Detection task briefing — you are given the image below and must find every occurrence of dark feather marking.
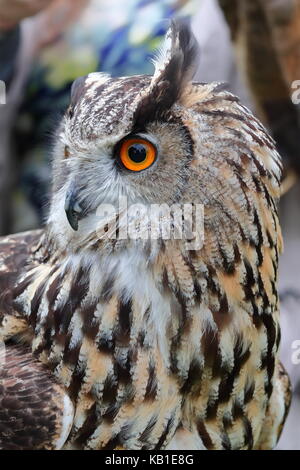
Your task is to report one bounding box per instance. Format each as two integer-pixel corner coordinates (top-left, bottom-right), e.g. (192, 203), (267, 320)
(30, 281), (48, 326)
(100, 273), (115, 302)
(243, 259), (256, 302)
(102, 373), (118, 405)
(137, 329), (151, 350)
(253, 209), (264, 247)
(223, 414), (233, 429)
(201, 329), (220, 373)
(75, 403), (99, 446)
(243, 416), (254, 450)
(261, 313), (276, 398)
(144, 363), (158, 400)
(133, 20), (199, 129)
(244, 381), (255, 404)
(276, 326), (281, 351)
(114, 359), (131, 387)
(154, 415), (174, 450)
(197, 420), (213, 449)
(55, 266), (90, 335)
(115, 296), (132, 346)
(206, 398), (219, 421)
(221, 431), (232, 450)
(47, 273), (63, 312)
(102, 434), (121, 450)
(201, 109), (246, 123)
(246, 129), (266, 148)
(81, 300), (99, 340)
(206, 265), (220, 295)
(236, 173), (252, 213)
(218, 340), (251, 404)
(63, 334), (81, 367)
(232, 400), (244, 421)
(219, 294), (229, 315)
(218, 244), (236, 275)
(97, 335), (115, 354)
(11, 273), (35, 315)
(140, 416), (157, 445)
(68, 364), (86, 400)
(180, 358), (203, 395)
(101, 403), (120, 423)
(250, 153), (268, 180)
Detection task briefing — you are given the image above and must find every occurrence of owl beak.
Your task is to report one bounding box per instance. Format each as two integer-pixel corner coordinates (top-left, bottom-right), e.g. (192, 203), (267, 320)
(64, 189), (83, 231)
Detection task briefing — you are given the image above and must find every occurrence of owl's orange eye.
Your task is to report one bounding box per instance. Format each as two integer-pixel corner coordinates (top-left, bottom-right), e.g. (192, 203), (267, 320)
(119, 137), (157, 171)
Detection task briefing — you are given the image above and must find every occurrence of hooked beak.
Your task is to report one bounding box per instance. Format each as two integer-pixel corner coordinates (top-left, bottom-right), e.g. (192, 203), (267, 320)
(64, 188), (83, 231)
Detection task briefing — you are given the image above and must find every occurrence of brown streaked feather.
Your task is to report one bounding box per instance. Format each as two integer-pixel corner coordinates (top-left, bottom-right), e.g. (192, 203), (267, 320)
(0, 343), (73, 450)
(256, 360), (292, 449)
(133, 20), (199, 130)
(0, 230), (43, 341)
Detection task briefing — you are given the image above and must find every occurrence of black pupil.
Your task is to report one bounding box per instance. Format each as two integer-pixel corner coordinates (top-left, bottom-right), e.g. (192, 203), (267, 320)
(128, 144), (147, 163)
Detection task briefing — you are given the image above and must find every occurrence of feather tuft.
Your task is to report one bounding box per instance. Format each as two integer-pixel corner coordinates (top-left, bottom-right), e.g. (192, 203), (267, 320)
(133, 20), (199, 129)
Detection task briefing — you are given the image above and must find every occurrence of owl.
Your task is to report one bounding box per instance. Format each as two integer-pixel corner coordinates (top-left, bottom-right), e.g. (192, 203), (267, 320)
(0, 21), (291, 450)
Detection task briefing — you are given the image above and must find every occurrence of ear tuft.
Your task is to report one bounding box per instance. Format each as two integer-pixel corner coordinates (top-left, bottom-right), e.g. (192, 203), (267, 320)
(133, 20), (199, 129)
(152, 19), (199, 90)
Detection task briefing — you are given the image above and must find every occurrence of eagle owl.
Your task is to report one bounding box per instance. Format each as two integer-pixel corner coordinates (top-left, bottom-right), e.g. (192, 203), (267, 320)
(0, 22), (291, 450)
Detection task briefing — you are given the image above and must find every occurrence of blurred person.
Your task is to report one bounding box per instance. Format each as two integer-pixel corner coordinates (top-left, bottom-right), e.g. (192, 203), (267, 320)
(0, 0), (53, 30)
(0, 0), (91, 234)
(0, 0), (54, 234)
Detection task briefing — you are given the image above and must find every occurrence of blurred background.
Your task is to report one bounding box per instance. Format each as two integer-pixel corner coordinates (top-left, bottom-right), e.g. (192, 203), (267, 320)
(0, 0), (299, 449)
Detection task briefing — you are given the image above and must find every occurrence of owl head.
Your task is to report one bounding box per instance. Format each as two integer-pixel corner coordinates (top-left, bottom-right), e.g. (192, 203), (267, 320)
(47, 20), (281, 262)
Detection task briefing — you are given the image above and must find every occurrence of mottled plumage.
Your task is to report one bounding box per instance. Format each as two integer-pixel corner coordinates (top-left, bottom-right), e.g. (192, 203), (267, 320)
(0, 21), (291, 450)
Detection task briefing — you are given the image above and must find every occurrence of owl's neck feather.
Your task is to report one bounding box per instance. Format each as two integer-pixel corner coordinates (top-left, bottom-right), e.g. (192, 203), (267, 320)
(14, 233), (187, 369)
(11, 227), (279, 451)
